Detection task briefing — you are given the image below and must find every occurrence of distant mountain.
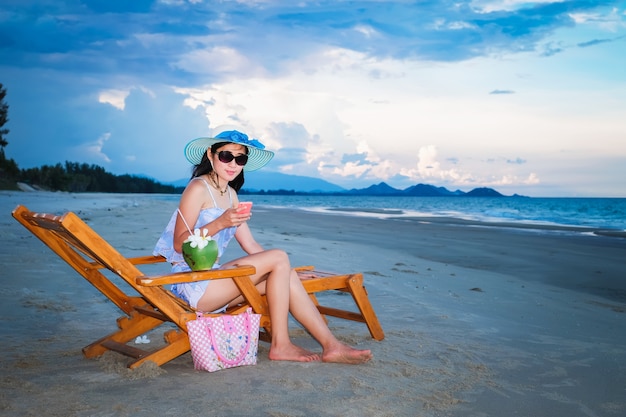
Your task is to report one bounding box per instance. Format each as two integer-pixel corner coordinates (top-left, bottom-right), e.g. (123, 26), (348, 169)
(243, 171), (345, 193)
(281, 179), (511, 197)
(344, 182), (506, 197)
(169, 171), (345, 193)
(345, 182), (401, 195)
(403, 183), (464, 196)
(167, 175), (514, 197)
(465, 187), (504, 197)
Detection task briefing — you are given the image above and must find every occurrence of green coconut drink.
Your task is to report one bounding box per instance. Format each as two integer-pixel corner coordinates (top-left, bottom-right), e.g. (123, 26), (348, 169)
(182, 228), (218, 271)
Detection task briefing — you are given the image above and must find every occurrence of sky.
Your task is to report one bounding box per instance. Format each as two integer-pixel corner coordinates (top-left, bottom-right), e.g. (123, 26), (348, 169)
(1, 0), (625, 197)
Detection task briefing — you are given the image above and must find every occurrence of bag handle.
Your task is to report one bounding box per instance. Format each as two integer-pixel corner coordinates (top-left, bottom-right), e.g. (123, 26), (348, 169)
(206, 309), (253, 365)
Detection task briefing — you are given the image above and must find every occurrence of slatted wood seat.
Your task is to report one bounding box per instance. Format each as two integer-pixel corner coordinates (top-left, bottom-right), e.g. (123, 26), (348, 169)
(12, 204), (384, 369)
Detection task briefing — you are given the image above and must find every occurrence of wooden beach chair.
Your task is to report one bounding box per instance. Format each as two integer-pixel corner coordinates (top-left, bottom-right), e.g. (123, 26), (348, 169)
(12, 205), (384, 369)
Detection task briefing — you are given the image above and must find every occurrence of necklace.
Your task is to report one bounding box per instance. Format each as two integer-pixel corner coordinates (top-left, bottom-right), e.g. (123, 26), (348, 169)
(209, 173), (228, 196)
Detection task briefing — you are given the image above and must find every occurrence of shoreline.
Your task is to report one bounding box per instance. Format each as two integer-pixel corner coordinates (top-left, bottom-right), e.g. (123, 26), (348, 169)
(2, 191), (625, 416)
(5, 189), (626, 234)
(253, 207), (626, 302)
(325, 206), (626, 237)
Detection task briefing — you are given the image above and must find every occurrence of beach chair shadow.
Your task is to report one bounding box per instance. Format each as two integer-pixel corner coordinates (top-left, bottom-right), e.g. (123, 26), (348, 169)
(12, 205), (384, 369)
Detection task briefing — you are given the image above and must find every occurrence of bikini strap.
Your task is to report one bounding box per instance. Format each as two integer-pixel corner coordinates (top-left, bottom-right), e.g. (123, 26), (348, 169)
(193, 177), (231, 209)
(193, 177), (219, 208)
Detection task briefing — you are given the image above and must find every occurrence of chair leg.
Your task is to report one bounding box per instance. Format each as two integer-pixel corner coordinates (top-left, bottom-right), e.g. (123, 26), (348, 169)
(345, 274), (385, 341)
(82, 312), (165, 358)
(308, 293), (329, 324)
(128, 330), (191, 369)
(301, 272), (385, 340)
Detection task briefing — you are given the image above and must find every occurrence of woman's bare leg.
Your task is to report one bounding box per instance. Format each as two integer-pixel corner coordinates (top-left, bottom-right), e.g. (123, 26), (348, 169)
(196, 250), (371, 364)
(197, 249), (319, 362)
(285, 269), (373, 364)
(256, 250), (320, 362)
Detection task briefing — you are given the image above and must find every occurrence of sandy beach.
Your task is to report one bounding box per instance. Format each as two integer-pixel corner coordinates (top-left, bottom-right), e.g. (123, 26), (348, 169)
(1, 191), (625, 417)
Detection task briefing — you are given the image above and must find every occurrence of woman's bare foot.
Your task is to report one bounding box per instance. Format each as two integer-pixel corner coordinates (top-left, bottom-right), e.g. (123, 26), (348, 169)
(269, 342), (321, 362)
(322, 343), (373, 364)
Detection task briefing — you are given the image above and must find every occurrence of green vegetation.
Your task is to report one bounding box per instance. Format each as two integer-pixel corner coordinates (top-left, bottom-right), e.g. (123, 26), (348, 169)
(2, 158), (183, 194)
(14, 161), (183, 193)
(0, 82), (182, 194)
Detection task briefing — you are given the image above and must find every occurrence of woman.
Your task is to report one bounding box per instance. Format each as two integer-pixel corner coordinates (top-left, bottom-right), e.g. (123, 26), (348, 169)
(154, 130), (372, 364)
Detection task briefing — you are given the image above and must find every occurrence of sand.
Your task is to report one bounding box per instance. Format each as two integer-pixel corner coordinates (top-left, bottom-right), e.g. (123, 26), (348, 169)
(1, 190), (625, 417)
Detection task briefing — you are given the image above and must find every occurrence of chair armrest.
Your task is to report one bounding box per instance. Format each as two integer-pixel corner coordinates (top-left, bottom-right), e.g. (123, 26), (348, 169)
(127, 255), (168, 266)
(89, 255), (168, 270)
(295, 265), (315, 272)
(136, 264), (256, 287)
(295, 266), (339, 278)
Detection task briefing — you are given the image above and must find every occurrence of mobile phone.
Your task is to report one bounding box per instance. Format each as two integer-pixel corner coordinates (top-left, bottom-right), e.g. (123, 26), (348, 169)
(237, 201), (253, 215)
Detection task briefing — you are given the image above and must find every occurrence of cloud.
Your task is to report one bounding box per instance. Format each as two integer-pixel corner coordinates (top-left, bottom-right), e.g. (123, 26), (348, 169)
(174, 47), (260, 78)
(99, 89), (130, 110)
(540, 42), (564, 57)
(353, 24), (379, 38)
(262, 121), (313, 171)
(85, 0), (154, 13)
(70, 132), (112, 163)
(396, 146), (472, 185)
(2, 0), (625, 196)
(487, 172), (541, 186)
(577, 37), (616, 47)
(341, 152), (369, 164)
(417, 145), (441, 175)
(489, 89), (516, 95)
(5, 0), (615, 78)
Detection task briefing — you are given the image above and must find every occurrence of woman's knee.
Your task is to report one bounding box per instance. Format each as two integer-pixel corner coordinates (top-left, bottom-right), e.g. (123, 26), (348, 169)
(248, 249), (290, 277)
(265, 248), (290, 265)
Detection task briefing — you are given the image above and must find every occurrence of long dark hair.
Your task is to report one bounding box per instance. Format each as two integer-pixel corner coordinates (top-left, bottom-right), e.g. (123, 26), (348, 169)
(191, 142), (246, 192)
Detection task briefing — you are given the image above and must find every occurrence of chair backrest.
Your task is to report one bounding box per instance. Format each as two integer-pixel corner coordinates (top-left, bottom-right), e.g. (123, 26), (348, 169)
(12, 205), (190, 327)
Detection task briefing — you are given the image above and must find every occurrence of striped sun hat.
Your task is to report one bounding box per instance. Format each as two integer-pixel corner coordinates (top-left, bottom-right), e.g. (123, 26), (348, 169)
(184, 130), (274, 172)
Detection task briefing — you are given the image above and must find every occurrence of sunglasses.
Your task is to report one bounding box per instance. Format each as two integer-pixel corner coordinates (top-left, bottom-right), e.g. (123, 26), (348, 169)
(217, 151), (248, 166)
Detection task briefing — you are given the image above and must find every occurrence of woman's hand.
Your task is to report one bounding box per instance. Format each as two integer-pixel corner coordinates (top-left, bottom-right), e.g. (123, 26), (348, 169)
(219, 207), (251, 228)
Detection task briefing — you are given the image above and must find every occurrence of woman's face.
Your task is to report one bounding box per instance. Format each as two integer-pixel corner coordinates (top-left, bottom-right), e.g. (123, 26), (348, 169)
(210, 143), (248, 181)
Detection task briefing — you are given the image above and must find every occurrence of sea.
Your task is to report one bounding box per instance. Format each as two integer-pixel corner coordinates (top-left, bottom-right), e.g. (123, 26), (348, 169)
(234, 195), (626, 232)
(156, 193), (626, 232)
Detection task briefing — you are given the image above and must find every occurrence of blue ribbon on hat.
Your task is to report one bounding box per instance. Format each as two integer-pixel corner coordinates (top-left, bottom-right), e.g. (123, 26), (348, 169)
(215, 130), (266, 149)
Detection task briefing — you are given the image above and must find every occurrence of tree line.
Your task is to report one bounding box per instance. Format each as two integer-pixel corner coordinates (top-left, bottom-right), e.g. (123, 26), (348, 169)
(16, 161), (184, 193)
(0, 83), (182, 194)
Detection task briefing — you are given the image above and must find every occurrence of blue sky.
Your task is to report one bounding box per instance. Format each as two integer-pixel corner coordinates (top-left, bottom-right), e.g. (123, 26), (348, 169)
(1, 0), (625, 197)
